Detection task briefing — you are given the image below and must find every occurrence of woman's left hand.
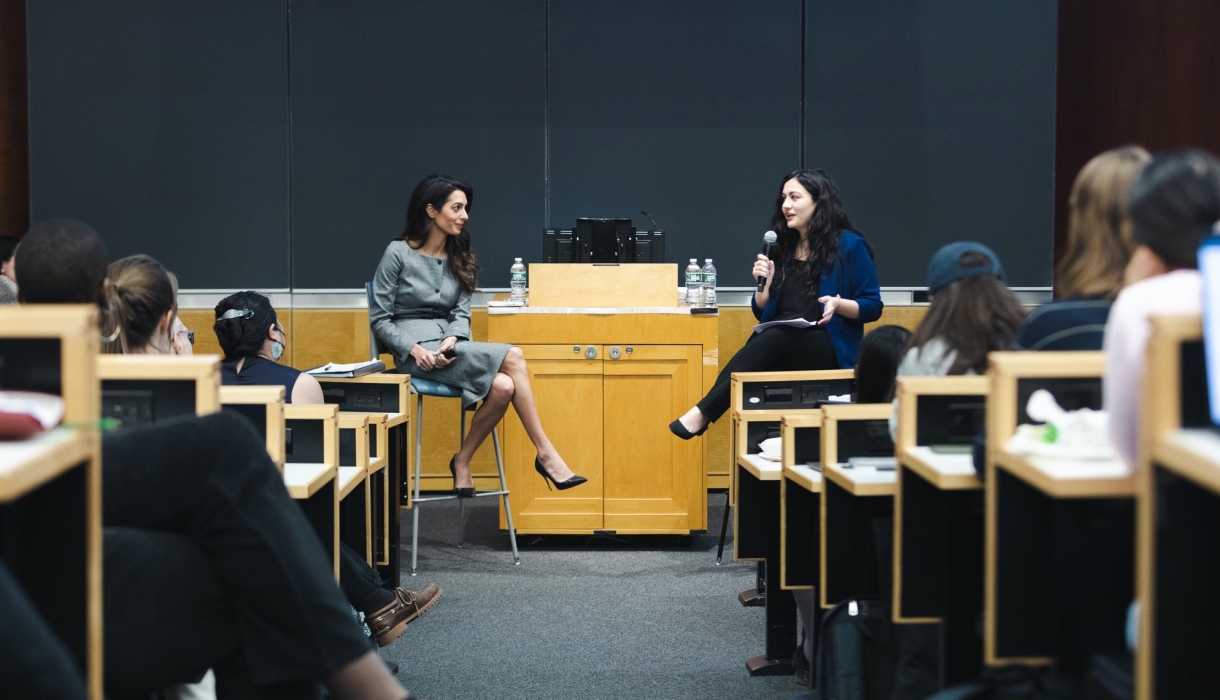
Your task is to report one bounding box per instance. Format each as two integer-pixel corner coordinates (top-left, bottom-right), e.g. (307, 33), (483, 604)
(438, 336), (458, 355)
(817, 295), (860, 324)
(818, 295), (842, 325)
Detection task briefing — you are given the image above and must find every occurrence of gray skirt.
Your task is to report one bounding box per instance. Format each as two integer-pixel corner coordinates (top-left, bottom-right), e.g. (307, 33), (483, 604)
(393, 339), (512, 409)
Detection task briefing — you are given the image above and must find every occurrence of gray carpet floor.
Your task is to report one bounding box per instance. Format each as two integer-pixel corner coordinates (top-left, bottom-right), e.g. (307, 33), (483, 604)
(378, 494), (811, 700)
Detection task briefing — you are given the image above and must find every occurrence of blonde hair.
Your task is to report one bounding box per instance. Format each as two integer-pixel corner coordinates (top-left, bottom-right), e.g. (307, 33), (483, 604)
(101, 254), (178, 354)
(1055, 146), (1152, 299)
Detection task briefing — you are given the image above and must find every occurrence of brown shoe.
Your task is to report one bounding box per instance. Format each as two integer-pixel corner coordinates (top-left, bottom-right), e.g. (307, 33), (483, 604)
(367, 584), (443, 648)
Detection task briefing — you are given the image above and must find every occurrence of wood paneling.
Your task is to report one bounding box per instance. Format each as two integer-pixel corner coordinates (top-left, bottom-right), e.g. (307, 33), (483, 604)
(1055, 0), (1220, 270)
(0, 0), (28, 237)
(185, 304), (928, 492)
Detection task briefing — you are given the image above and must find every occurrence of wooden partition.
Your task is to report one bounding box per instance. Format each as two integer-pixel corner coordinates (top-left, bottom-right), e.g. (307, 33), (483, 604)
(219, 385), (286, 468)
(1137, 314), (1219, 699)
(984, 351), (1127, 670)
(0, 305), (103, 698)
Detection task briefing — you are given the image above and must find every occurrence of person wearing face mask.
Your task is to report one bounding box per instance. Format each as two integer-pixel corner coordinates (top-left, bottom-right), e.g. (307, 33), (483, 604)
(213, 290), (443, 649)
(670, 168), (883, 438)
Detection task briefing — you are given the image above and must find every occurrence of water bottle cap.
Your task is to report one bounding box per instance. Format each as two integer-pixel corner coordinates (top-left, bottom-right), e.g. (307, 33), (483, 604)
(514, 257), (522, 262)
(690, 258), (697, 263)
(704, 258), (712, 263)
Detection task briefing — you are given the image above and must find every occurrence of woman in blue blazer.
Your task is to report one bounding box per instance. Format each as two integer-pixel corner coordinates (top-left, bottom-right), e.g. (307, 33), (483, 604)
(670, 168), (883, 438)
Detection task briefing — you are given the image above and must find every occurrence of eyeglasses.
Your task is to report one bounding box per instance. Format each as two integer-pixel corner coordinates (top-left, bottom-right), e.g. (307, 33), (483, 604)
(178, 329), (195, 346)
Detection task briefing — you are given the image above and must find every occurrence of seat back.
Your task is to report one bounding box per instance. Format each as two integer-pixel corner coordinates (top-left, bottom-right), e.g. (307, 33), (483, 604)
(365, 282), (388, 361)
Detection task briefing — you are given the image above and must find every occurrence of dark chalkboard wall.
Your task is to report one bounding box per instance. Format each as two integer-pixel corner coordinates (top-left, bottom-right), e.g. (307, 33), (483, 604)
(26, 1), (289, 290)
(26, 1), (1056, 289)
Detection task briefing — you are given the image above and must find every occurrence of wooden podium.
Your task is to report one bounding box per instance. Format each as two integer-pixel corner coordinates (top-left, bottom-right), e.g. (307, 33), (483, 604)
(489, 263), (716, 535)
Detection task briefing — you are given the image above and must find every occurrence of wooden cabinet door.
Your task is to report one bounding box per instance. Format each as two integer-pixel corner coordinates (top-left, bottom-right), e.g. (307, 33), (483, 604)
(602, 345), (705, 533)
(501, 345), (604, 532)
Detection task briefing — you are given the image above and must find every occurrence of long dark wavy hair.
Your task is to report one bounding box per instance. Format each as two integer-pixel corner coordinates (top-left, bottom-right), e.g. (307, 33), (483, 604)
(768, 168), (863, 302)
(906, 252), (1025, 375)
(396, 174), (479, 293)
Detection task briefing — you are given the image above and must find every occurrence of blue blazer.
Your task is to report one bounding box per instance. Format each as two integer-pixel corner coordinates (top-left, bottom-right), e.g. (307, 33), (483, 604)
(750, 231), (883, 368)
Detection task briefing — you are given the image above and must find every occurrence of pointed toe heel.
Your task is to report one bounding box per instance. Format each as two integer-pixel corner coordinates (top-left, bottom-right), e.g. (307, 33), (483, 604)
(534, 457), (588, 491)
(669, 418), (709, 441)
(448, 455), (475, 498)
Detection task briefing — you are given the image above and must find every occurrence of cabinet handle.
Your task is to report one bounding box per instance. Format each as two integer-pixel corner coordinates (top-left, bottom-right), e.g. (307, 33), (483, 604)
(573, 345), (581, 353)
(609, 346), (621, 360)
(626, 346), (633, 354)
(584, 346), (598, 359)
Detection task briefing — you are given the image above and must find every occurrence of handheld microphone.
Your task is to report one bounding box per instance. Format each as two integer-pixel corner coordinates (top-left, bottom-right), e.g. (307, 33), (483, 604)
(757, 231), (777, 292)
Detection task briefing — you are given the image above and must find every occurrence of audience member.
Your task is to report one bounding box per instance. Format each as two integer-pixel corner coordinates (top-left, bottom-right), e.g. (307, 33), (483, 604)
(213, 290), (443, 648)
(0, 235), (18, 304)
(1019, 147), (1152, 350)
(853, 325), (913, 403)
(10, 219), (412, 700)
(1104, 149), (1220, 467)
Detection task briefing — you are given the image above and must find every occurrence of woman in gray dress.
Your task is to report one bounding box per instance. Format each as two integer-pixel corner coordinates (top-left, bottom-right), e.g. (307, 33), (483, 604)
(370, 174), (587, 496)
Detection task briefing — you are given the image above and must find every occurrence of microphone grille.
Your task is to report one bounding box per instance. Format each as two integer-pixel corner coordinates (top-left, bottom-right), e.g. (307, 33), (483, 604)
(763, 231), (777, 243)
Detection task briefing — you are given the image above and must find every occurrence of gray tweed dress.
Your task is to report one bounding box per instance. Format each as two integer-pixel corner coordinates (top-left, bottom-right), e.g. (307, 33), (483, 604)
(370, 241), (511, 408)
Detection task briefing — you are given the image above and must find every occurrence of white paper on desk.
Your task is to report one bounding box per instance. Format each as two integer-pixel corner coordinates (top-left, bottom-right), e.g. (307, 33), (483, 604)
(752, 318), (818, 334)
(306, 360), (383, 374)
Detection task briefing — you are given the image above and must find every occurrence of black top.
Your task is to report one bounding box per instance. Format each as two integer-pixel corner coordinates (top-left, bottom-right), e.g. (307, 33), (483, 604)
(221, 355), (303, 403)
(1015, 297), (1111, 351)
(773, 263), (819, 321)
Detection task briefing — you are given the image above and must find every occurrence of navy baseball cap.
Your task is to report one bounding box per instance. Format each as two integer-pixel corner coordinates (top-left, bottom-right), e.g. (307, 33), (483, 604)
(926, 241), (1004, 294)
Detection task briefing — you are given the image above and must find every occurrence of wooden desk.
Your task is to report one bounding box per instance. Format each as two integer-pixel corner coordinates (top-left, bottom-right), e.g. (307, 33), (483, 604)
(892, 375), (987, 685)
(314, 375), (408, 589)
(97, 354), (221, 422)
(780, 414), (823, 592)
(820, 460), (896, 609)
(219, 385), (286, 468)
(284, 403), (341, 576)
(1137, 314), (1217, 699)
(337, 413), (372, 564)
(488, 308), (716, 534)
(984, 351), (1125, 670)
(0, 305), (102, 698)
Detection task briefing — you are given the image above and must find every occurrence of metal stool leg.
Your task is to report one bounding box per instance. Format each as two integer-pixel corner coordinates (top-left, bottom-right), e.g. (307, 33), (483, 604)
(493, 426), (520, 565)
(411, 393), (424, 576)
(716, 490), (731, 565)
(457, 407), (467, 548)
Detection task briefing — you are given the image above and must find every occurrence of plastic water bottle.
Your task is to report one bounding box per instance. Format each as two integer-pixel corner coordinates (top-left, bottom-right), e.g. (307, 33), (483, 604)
(510, 258), (527, 304)
(701, 259), (717, 307)
(685, 259), (702, 306)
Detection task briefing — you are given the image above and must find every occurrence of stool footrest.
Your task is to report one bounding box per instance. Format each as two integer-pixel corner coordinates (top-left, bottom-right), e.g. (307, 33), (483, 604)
(473, 490), (509, 497)
(413, 494), (461, 503)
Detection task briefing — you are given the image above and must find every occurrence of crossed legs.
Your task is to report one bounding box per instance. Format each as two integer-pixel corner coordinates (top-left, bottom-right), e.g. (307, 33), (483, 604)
(452, 346), (577, 488)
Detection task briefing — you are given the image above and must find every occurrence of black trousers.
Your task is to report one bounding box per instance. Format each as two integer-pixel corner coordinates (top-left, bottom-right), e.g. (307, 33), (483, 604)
(101, 412), (371, 698)
(0, 559), (88, 700)
(696, 325), (838, 421)
(339, 540), (391, 613)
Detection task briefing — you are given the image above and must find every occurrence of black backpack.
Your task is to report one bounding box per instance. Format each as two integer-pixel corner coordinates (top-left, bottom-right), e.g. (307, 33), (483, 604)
(817, 598), (896, 700)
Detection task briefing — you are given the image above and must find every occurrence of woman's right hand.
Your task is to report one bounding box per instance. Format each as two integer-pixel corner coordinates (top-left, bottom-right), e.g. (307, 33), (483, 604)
(410, 344), (451, 372)
(752, 254), (776, 304)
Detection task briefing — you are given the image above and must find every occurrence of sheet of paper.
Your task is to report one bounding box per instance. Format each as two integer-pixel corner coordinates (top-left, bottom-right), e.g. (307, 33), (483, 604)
(306, 360), (381, 374)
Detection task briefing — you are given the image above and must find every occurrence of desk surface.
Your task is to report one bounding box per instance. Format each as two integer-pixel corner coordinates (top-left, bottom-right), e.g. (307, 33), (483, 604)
(824, 462), (897, 496)
(1153, 429), (1220, 495)
(0, 429), (93, 502)
(489, 305), (706, 315)
(901, 447), (981, 490)
(284, 463), (337, 499)
(219, 385), (284, 404)
(738, 453), (782, 481)
(783, 463), (823, 492)
(337, 466), (365, 500)
(994, 449), (1133, 498)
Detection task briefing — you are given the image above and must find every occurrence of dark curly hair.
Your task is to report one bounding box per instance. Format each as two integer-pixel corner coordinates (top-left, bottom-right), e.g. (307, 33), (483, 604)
(768, 168), (865, 302)
(213, 291), (279, 361)
(397, 174), (478, 293)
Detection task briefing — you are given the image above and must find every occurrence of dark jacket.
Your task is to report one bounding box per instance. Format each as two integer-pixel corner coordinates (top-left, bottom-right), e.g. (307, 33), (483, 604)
(751, 231), (883, 368)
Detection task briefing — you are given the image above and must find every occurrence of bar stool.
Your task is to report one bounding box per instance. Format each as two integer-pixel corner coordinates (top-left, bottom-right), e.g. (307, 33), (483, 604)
(365, 284), (520, 575)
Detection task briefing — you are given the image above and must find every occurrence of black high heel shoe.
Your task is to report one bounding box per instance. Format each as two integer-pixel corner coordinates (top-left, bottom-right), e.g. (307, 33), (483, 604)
(449, 455), (475, 498)
(669, 418), (709, 440)
(534, 457), (588, 491)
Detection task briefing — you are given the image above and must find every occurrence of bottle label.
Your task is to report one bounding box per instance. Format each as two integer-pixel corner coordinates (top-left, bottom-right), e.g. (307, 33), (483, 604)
(511, 270), (527, 283)
(686, 271), (699, 285)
